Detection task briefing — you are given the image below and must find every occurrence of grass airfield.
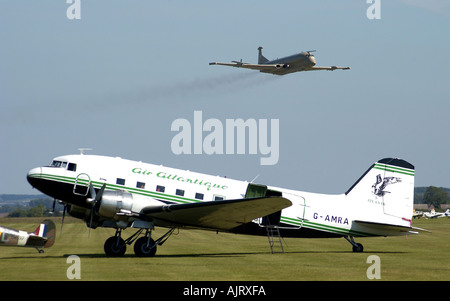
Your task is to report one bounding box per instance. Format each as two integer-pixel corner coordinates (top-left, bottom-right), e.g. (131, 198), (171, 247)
(0, 216), (449, 281)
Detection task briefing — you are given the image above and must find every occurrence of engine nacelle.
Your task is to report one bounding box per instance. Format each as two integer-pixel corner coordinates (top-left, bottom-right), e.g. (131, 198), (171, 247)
(275, 64), (290, 69)
(98, 190), (133, 219)
(67, 204), (91, 220)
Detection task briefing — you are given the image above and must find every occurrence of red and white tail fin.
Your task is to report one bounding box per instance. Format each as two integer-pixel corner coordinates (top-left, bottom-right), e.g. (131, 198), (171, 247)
(32, 219), (56, 248)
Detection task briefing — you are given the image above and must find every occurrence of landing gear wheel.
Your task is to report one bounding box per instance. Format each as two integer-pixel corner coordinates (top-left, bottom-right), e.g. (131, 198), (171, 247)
(104, 236), (126, 257)
(134, 237), (157, 257)
(352, 243), (364, 253)
(344, 236), (364, 253)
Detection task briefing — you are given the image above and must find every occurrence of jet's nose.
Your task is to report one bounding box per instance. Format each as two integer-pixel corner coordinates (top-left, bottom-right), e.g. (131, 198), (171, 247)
(27, 167), (42, 186)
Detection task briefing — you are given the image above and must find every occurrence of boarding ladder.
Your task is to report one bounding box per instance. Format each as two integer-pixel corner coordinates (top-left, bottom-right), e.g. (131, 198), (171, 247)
(265, 225), (284, 254)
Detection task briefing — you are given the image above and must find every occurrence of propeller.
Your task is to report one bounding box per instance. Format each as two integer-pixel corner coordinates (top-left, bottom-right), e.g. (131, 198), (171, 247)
(50, 198), (56, 214)
(87, 183), (107, 236)
(60, 203), (67, 236)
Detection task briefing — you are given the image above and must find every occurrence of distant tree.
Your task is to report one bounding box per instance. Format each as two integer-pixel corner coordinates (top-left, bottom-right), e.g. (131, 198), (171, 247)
(8, 207), (27, 217)
(7, 202), (56, 217)
(423, 186), (448, 209)
(27, 203), (46, 217)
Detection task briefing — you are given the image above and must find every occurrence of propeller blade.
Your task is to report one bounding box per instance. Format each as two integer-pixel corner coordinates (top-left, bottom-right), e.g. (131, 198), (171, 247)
(60, 204), (67, 235)
(96, 183), (107, 202)
(51, 199), (56, 214)
(88, 183), (107, 237)
(89, 183), (96, 200)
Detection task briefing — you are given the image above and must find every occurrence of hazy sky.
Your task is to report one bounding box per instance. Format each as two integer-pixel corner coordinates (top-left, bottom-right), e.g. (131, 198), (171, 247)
(1, 0), (449, 194)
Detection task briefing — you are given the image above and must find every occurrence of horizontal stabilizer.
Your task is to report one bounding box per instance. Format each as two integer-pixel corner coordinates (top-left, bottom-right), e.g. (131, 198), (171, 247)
(142, 197), (292, 231)
(354, 220), (430, 236)
(29, 219), (56, 248)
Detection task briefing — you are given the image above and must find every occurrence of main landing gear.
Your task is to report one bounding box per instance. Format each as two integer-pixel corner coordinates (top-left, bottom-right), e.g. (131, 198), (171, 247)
(344, 235), (364, 252)
(103, 227), (176, 257)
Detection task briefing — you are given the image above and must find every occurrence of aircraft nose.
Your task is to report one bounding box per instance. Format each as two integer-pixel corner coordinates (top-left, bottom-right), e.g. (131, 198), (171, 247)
(308, 55), (316, 66)
(27, 167), (42, 186)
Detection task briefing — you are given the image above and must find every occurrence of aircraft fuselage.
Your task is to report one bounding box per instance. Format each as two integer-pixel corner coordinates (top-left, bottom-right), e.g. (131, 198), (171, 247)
(27, 154), (414, 240)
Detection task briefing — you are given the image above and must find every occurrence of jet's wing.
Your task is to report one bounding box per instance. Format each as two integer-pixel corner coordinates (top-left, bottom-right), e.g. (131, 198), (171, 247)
(309, 66), (350, 71)
(141, 197), (292, 231)
(209, 61), (288, 72)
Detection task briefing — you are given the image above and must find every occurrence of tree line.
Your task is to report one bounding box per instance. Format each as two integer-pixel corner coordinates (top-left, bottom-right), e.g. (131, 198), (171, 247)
(414, 186), (449, 209)
(2, 198), (63, 217)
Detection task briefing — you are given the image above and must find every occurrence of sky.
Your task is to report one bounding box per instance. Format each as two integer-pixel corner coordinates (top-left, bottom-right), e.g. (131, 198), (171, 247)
(1, 0), (449, 195)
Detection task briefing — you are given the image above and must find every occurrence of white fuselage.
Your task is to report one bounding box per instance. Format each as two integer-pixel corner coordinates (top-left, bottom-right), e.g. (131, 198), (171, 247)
(27, 154), (414, 238)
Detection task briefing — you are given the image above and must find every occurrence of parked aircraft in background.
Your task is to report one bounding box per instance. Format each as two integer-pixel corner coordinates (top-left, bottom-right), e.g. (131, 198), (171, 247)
(0, 219), (56, 253)
(423, 209), (450, 219)
(209, 46), (350, 75)
(413, 209), (423, 219)
(27, 154), (423, 257)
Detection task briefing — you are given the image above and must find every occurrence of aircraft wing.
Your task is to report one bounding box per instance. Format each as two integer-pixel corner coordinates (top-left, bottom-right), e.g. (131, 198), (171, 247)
(309, 66), (350, 71)
(141, 197), (292, 231)
(209, 61), (288, 72)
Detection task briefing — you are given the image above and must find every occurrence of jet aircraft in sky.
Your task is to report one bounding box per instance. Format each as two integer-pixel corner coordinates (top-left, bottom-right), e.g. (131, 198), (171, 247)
(209, 46), (350, 75)
(27, 154), (424, 257)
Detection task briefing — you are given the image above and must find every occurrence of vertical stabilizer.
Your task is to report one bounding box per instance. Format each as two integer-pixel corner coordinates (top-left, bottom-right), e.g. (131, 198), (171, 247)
(33, 219), (56, 248)
(258, 46), (269, 64)
(346, 158), (415, 227)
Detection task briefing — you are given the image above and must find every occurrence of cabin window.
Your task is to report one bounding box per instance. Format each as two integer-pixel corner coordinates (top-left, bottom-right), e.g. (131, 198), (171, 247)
(116, 178), (125, 185)
(214, 195), (225, 201)
(156, 185), (165, 193)
(176, 189), (185, 196)
(137, 182), (145, 189)
(67, 163), (77, 172)
(195, 193), (204, 200)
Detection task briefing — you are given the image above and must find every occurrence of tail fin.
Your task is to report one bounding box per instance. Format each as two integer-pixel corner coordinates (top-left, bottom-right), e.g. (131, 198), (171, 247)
(258, 46), (269, 64)
(33, 219), (56, 248)
(346, 158), (415, 227)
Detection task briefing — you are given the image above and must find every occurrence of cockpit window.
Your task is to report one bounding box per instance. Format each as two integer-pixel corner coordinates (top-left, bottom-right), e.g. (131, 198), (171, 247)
(50, 160), (64, 167)
(49, 160), (76, 171)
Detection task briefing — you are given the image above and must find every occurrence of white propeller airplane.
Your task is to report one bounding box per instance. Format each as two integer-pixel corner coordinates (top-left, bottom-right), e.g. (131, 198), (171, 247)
(423, 209), (450, 219)
(209, 46), (350, 75)
(27, 154), (422, 257)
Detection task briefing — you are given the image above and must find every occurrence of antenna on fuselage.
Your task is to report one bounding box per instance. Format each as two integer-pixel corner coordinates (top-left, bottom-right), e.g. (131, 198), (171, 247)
(78, 148), (93, 155)
(250, 174), (260, 183)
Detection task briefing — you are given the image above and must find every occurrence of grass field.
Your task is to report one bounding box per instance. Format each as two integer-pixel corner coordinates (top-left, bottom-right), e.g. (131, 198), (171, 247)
(0, 216), (449, 281)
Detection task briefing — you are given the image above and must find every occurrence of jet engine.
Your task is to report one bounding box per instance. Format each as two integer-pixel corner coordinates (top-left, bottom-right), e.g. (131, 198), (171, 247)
(275, 64), (290, 69)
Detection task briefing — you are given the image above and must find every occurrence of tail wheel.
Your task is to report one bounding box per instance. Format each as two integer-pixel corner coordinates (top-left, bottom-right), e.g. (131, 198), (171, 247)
(104, 236), (126, 257)
(134, 237), (157, 257)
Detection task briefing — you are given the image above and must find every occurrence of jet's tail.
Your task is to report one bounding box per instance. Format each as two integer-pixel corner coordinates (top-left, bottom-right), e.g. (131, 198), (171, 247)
(346, 158), (415, 229)
(257, 46), (269, 64)
(32, 219), (56, 248)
